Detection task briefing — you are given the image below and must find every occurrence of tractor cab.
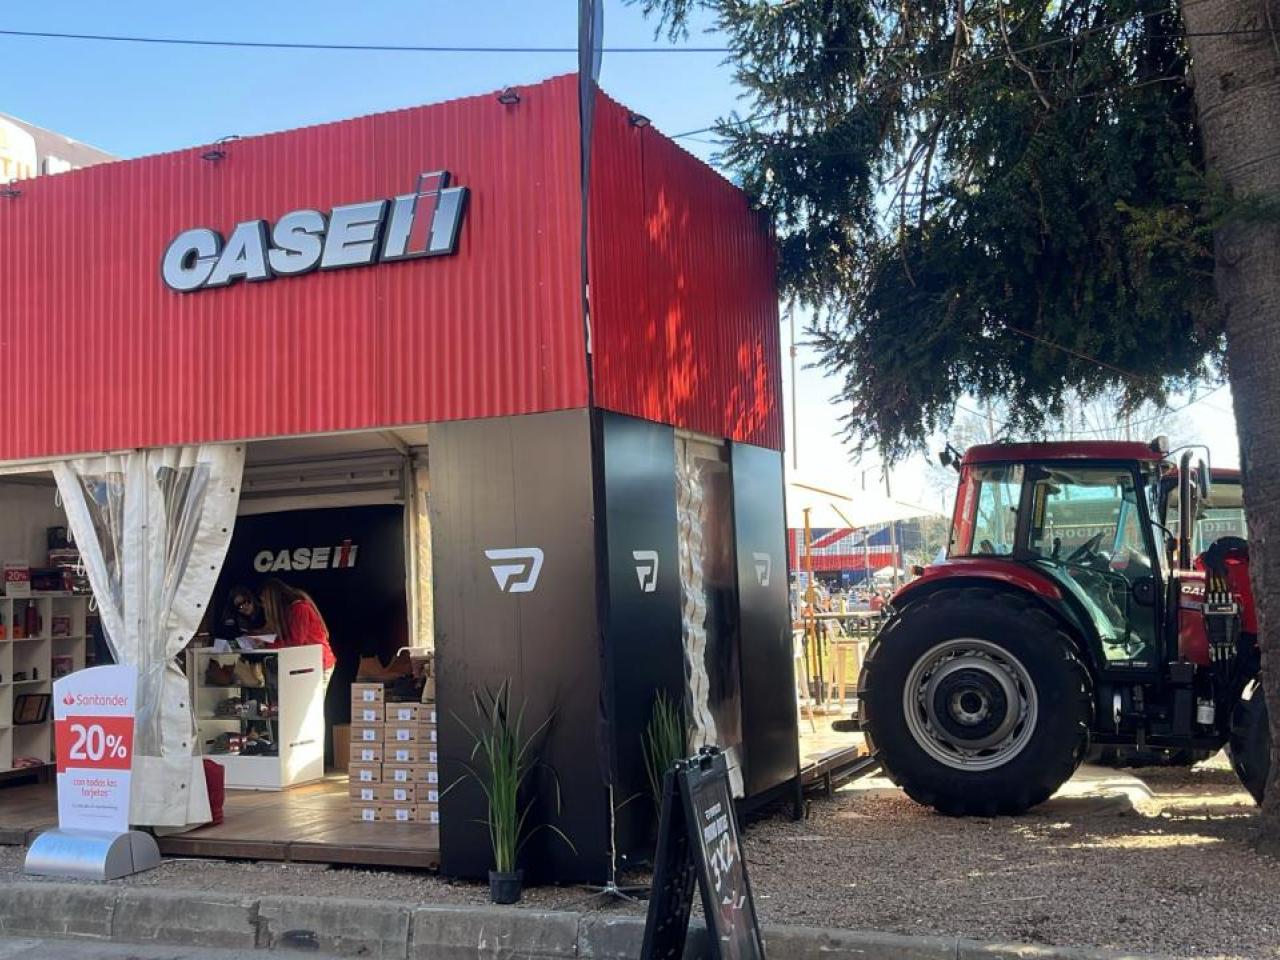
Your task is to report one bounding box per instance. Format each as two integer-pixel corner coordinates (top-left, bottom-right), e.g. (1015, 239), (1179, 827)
(940, 440), (1174, 677)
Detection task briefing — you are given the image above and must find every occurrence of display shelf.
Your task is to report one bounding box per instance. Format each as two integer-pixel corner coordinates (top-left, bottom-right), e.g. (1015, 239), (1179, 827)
(187, 645), (324, 791)
(0, 594), (92, 776)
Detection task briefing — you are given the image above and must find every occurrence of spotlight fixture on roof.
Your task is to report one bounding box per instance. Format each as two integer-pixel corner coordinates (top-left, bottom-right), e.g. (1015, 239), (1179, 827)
(628, 112), (651, 128)
(201, 135), (241, 163)
(497, 87), (521, 106)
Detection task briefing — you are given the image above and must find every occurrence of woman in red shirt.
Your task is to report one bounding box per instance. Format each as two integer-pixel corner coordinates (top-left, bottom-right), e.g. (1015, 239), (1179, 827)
(259, 578), (336, 677)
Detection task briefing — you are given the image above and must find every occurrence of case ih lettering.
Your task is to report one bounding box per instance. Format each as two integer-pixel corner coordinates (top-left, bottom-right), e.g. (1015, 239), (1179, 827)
(162, 171), (468, 293)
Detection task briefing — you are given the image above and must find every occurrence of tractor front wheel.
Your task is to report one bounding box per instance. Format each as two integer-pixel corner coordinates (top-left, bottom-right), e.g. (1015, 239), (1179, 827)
(1229, 681), (1269, 805)
(860, 588), (1092, 816)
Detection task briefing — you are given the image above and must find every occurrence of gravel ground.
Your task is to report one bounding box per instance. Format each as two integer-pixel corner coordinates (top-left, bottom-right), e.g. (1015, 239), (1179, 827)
(3, 760), (1276, 959)
(747, 761), (1276, 960)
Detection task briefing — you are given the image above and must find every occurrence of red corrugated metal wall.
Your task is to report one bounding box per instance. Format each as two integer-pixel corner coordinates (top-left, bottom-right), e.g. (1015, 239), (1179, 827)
(587, 92), (783, 451)
(0, 76), (587, 461)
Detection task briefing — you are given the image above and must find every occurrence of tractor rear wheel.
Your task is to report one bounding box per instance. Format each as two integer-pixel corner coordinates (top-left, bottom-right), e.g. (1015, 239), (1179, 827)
(860, 587), (1092, 816)
(1229, 681), (1269, 805)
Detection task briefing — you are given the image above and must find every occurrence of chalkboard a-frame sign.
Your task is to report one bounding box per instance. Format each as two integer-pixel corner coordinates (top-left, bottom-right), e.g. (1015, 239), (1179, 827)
(640, 747), (766, 960)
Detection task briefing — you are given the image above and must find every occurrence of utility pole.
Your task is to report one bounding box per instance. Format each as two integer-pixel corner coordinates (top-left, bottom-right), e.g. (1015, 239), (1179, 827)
(883, 468), (900, 592)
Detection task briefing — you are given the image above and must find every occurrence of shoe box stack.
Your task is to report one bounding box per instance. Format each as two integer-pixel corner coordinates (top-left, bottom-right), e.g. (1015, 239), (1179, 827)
(348, 682), (440, 825)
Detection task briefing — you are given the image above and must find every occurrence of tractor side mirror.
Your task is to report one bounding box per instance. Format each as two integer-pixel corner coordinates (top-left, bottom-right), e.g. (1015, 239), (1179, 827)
(1132, 576), (1157, 607)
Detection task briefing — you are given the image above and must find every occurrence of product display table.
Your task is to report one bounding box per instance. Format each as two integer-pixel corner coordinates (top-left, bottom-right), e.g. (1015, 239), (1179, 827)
(187, 644), (324, 790)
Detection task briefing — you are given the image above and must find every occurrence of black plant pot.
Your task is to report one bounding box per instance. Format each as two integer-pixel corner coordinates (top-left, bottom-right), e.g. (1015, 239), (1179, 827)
(489, 869), (524, 904)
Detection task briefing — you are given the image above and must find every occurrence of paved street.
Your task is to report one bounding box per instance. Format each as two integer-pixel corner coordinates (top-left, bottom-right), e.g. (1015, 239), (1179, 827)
(0, 940), (342, 960)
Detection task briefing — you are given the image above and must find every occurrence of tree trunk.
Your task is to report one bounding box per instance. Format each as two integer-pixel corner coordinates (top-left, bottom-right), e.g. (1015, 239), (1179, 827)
(1180, 0), (1280, 851)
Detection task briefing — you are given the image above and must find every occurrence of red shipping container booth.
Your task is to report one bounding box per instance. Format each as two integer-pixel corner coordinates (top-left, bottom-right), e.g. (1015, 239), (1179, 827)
(0, 74), (796, 883)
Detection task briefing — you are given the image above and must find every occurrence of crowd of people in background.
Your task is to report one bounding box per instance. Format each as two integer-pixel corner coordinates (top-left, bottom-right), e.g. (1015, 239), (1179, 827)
(790, 578), (894, 624)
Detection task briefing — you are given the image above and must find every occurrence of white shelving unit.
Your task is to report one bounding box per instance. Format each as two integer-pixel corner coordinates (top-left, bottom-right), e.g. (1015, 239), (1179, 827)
(187, 645), (324, 791)
(0, 592), (93, 775)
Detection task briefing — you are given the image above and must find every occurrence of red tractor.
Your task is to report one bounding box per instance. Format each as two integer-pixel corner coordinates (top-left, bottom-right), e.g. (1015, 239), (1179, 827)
(858, 439), (1267, 814)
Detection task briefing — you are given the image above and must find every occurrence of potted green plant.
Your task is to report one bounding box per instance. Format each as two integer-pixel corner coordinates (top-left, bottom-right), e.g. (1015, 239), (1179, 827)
(641, 691), (686, 821)
(453, 680), (573, 904)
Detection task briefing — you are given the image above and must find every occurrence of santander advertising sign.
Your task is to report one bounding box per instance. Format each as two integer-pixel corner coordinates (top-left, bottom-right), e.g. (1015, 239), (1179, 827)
(52, 666), (138, 834)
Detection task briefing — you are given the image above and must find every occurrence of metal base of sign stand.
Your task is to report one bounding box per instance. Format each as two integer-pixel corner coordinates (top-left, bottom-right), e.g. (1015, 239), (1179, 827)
(576, 880), (649, 905)
(24, 829), (161, 882)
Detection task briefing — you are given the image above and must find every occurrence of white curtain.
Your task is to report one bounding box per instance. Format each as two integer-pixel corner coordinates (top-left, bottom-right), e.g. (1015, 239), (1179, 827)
(54, 444), (245, 829)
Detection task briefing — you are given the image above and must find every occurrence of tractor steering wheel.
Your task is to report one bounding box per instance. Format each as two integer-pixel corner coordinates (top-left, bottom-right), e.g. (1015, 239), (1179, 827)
(1065, 532), (1106, 565)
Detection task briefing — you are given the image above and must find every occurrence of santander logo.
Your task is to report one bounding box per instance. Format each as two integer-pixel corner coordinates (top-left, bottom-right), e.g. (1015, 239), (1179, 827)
(63, 693), (130, 708)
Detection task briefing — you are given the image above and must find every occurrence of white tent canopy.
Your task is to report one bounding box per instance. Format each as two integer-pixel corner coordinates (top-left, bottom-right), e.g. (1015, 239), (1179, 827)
(873, 565), (909, 580)
(785, 471), (943, 530)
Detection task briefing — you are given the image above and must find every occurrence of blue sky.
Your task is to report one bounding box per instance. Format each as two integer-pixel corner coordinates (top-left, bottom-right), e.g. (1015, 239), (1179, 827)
(0, 2), (734, 164)
(1, 2), (1237, 503)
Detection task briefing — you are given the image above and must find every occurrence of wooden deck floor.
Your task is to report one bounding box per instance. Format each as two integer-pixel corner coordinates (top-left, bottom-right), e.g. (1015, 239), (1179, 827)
(0, 773), (439, 870)
(1, 728), (862, 869)
(798, 717), (868, 788)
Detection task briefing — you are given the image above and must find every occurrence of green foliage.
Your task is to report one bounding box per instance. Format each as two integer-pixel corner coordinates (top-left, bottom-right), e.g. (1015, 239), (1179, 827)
(450, 681), (575, 874)
(642, 691), (686, 820)
(632, 0), (1223, 460)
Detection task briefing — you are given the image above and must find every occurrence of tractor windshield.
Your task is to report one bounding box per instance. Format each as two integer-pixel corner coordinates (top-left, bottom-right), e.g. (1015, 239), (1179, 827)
(953, 464), (1022, 556)
(1026, 467), (1158, 666)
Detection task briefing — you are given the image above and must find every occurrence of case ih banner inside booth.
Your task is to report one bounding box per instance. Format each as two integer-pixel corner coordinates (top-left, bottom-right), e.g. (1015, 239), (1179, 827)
(0, 74), (799, 883)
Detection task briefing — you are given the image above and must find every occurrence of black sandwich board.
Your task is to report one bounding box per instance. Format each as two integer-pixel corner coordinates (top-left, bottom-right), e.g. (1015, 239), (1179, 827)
(641, 747), (766, 960)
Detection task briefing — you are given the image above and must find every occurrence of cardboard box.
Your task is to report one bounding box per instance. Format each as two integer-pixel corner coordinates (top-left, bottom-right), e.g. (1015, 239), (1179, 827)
(385, 744), (421, 764)
(352, 703), (385, 724)
(351, 723), (384, 744)
(353, 743), (384, 764)
(349, 783), (381, 803)
(420, 748), (439, 766)
(383, 763), (416, 784)
(333, 725), (351, 771)
(380, 783), (417, 804)
(349, 783), (418, 803)
(349, 761), (382, 784)
(418, 786), (441, 804)
(417, 722), (438, 744)
(351, 682), (385, 704)
(384, 723), (419, 744)
(351, 804), (381, 822)
(382, 704), (438, 724)
(383, 703), (417, 723)
(385, 765), (440, 787)
(381, 804), (417, 823)
(416, 804), (440, 825)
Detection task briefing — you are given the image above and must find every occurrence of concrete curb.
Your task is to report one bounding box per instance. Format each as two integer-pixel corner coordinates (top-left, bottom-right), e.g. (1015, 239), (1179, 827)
(0, 882), (1174, 959)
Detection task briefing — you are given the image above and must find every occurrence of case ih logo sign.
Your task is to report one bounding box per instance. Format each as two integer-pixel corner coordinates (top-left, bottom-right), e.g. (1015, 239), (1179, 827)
(162, 170), (468, 293)
(485, 548), (544, 594)
(632, 550), (660, 593)
(254, 540), (359, 573)
(752, 553), (773, 588)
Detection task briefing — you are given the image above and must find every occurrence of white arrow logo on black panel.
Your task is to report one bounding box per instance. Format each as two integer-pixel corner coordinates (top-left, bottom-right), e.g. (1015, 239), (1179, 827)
(485, 547), (545, 594)
(752, 552), (772, 588)
(632, 550), (659, 593)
